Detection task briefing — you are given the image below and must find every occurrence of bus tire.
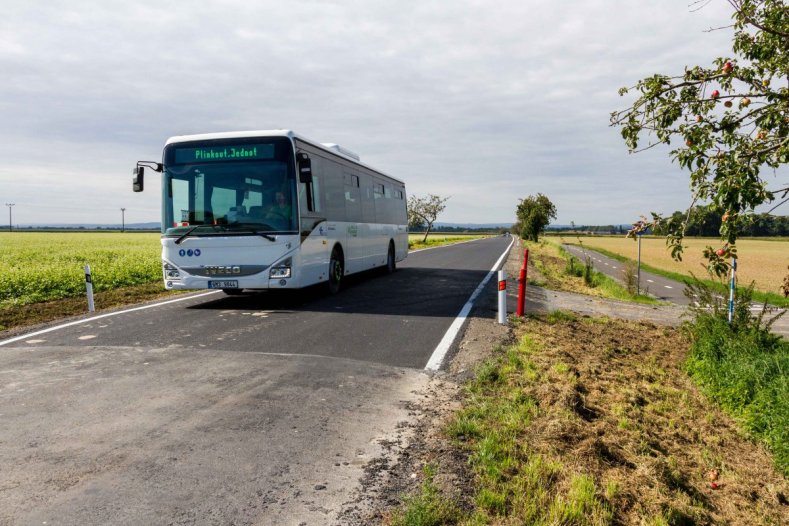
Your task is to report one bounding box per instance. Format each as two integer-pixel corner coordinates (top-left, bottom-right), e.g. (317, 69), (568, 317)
(328, 246), (344, 294)
(386, 242), (396, 274)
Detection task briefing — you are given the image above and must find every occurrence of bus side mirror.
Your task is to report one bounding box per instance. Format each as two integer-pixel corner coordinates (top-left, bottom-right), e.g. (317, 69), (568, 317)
(133, 166), (144, 192)
(296, 153), (312, 183)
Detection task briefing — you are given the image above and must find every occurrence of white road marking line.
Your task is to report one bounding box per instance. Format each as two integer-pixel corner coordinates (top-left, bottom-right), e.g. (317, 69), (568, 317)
(425, 237), (514, 371)
(611, 266), (617, 270)
(0, 291), (220, 347)
(25, 339), (46, 344)
(647, 279), (654, 283)
(664, 285), (673, 289)
(78, 335), (96, 340)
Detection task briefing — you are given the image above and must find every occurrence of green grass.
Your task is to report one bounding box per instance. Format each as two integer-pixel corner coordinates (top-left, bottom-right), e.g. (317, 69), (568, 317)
(438, 329), (615, 525)
(567, 243), (789, 308)
(390, 465), (463, 526)
(684, 309), (789, 476)
(0, 232), (162, 309)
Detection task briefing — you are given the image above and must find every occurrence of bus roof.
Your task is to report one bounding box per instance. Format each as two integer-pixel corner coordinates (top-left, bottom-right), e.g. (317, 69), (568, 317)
(164, 130), (404, 185)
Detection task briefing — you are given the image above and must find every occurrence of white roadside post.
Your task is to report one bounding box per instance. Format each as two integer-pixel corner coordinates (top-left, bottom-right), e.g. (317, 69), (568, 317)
(636, 232), (642, 295)
(497, 270), (507, 325)
(728, 257), (737, 324)
(84, 264), (95, 312)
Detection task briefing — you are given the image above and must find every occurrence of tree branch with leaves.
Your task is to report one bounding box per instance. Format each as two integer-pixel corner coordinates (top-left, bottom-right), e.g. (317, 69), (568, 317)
(611, 0), (788, 279)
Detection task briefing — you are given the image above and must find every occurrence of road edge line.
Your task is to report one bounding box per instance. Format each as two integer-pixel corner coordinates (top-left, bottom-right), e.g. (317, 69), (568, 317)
(0, 291), (220, 347)
(424, 236), (515, 371)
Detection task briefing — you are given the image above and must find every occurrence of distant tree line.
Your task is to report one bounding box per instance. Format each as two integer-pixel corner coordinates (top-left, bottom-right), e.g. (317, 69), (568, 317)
(430, 225), (509, 233)
(546, 225), (628, 235)
(653, 207), (789, 237)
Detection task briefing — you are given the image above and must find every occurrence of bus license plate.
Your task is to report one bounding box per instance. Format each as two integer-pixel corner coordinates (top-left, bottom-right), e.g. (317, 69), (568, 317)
(208, 280), (238, 289)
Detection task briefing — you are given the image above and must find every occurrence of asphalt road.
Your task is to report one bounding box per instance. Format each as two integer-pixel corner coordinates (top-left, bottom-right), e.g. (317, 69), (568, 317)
(563, 243), (690, 304)
(0, 235), (512, 525)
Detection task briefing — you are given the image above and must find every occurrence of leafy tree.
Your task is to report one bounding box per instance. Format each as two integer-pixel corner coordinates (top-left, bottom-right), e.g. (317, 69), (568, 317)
(407, 194), (450, 242)
(611, 0), (788, 278)
(516, 193), (557, 242)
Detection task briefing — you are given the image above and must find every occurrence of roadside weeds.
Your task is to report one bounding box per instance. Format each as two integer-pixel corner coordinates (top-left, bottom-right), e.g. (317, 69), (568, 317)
(380, 314), (789, 525)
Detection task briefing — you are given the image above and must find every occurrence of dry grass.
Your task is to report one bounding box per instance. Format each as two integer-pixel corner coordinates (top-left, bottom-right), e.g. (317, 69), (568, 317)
(426, 315), (789, 525)
(563, 235), (789, 295)
(519, 315), (789, 525)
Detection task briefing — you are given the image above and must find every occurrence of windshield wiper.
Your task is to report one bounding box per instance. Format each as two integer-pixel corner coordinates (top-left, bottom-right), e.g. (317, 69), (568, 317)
(174, 225), (200, 245)
(226, 222), (278, 242)
(253, 231), (277, 242)
(174, 224), (225, 244)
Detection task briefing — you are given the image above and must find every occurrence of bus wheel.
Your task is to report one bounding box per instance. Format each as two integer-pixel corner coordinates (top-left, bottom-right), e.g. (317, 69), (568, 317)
(222, 288), (244, 295)
(328, 247), (344, 294)
(386, 242), (396, 274)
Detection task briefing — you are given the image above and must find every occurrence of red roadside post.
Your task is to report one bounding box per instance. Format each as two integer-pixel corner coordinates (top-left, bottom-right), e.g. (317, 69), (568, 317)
(517, 248), (528, 316)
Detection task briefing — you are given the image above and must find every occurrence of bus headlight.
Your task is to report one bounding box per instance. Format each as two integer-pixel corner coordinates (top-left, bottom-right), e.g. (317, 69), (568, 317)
(163, 262), (181, 280)
(270, 259), (291, 279)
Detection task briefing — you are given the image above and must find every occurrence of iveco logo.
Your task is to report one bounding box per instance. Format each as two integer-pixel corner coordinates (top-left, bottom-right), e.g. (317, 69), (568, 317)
(204, 265), (242, 275)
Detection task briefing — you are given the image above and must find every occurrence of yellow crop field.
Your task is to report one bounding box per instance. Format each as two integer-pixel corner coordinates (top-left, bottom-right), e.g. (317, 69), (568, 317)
(0, 232), (162, 308)
(567, 235), (789, 295)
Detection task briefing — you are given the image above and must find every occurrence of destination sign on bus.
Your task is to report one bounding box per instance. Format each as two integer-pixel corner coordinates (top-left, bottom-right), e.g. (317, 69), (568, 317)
(174, 144), (275, 164)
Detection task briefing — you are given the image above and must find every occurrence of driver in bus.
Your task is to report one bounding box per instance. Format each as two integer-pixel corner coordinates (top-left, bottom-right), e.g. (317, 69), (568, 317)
(265, 191), (292, 226)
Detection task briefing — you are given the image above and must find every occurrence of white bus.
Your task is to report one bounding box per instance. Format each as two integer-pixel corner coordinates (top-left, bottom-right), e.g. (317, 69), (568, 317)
(132, 130), (408, 294)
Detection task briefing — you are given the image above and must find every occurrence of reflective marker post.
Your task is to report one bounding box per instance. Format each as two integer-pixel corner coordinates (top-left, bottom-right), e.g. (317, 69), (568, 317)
(497, 270), (507, 325)
(637, 233), (642, 295)
(84, 264), (95, 312)
(728, 257), (737, 324)
(517, 248), (529, 316)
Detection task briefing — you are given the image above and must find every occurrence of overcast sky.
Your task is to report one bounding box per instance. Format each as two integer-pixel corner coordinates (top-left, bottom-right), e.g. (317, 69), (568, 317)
(0, 0), (746, 227)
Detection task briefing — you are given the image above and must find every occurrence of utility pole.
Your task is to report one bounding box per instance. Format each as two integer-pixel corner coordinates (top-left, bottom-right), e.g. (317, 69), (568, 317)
(121, 207), (126, 233)
(5, 203), (14, 232)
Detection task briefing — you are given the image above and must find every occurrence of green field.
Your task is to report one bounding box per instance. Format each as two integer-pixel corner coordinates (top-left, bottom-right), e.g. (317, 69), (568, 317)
(0, 232), (162, 309)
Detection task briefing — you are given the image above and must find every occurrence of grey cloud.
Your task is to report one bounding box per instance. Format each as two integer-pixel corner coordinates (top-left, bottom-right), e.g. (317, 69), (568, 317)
(0, 0), (738, 225)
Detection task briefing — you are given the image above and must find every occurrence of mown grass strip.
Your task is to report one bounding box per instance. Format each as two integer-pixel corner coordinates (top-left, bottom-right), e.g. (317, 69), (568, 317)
(446, 334), (615, 525)
(391, 312), (789, 525)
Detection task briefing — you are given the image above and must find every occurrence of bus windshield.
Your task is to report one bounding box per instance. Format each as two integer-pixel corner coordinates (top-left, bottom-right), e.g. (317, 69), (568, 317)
(162, 138), (297, 236)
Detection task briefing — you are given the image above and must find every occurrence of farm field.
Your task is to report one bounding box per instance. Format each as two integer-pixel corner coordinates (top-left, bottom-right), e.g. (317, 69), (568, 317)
(564, 235), (789, 296)
(0, 232), (162, 309)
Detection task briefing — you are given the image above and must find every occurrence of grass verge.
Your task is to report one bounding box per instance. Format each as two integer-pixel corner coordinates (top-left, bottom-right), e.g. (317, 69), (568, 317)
(0, 282), (182, 333)
(683, 282), (789, 476)
(389, 314), (789, 525)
